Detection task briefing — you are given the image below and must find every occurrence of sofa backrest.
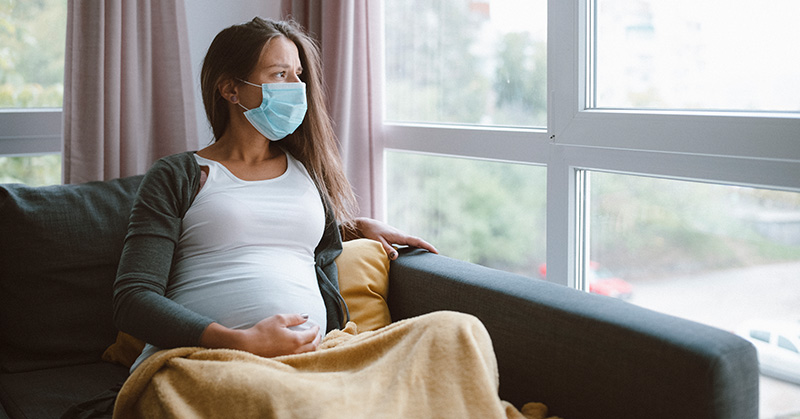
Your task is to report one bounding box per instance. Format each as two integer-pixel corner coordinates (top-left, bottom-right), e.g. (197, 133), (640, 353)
(0, 175), (143, 373)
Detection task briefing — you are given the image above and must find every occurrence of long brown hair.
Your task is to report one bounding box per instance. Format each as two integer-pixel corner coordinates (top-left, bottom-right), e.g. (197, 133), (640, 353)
(200, 17), (358, 223)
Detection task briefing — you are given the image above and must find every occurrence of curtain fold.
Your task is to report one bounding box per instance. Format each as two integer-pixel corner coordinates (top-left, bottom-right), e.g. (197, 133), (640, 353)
(63, 0), (197, 183)
(282, 0), (383, 219)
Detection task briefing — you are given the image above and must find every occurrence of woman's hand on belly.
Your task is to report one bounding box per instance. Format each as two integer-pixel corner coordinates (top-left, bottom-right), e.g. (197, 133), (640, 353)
(200, 314), (321, 358)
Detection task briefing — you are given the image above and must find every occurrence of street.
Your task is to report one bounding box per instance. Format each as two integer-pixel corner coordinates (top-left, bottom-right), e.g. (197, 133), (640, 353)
(627, 261), (800, 418)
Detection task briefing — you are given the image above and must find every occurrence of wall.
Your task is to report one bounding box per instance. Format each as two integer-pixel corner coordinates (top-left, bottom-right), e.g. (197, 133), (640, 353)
(184, 0), (282, 148)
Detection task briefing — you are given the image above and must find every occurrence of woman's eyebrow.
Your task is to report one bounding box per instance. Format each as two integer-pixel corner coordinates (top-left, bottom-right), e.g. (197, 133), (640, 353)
(266, 63), (301, 71)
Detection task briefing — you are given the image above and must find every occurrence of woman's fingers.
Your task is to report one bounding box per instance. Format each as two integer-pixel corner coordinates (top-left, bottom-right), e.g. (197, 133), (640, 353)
(401, 235), (438, 255)
(283, 313), (310, 328)
(383, 236), (439, 260)
(375, 237), (398, 260)
(355, 218), (439, 259)
(291, 326), (321, 354)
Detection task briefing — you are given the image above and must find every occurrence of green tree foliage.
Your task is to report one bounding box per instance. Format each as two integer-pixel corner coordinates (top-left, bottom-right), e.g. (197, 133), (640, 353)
(590, 173), (800, 279)
(384, 0), (490, 124)
(0, 0), (67, 107)
(387, 153), (800, 279)
(494, 32), (546, 127)
(384, 0), (547, 127)
(0, 154), (61, 186)
(384, 1), (547, 275)
(1, 0), (65, 186)
(386, 152), (546, 274)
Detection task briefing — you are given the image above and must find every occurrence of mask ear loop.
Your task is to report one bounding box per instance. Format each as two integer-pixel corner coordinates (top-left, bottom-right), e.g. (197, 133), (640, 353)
(238, 78), (261, 88)
(235, 79), (261, 111)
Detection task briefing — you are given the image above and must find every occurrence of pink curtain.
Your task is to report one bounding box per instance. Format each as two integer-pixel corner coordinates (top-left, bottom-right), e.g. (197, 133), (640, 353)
(63, 0), (197, 183)
(282, 0), (384, 219)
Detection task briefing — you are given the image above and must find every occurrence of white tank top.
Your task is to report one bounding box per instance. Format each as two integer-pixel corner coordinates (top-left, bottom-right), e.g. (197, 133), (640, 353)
(132, 151), (327, 371)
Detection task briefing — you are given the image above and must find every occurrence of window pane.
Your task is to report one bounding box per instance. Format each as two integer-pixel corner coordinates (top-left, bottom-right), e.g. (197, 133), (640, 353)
(0, 154), (61, 186)
(593, 0), (800, 112)
(384, 0), (547, 127)
(0, 0), (67, 108)
(588, 171), (800, 416)
(385, 151), (546, 274)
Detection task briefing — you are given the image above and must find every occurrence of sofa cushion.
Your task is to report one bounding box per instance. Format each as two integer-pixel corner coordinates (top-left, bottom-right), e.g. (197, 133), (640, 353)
(336, 239), (392, 332)
(0, 362), (129, 419)
(101, 331), (146, 369)
(0, 176), (143, 373)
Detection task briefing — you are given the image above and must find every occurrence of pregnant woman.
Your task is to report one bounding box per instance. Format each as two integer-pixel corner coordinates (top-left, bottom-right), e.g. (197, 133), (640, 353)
(113, 17), (436, 372)
(110, 17), (544, 419)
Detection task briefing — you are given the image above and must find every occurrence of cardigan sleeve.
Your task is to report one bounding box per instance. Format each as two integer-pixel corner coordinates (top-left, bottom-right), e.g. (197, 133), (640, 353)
(113, 154), (215, 349)
(314, 201), (348, 332)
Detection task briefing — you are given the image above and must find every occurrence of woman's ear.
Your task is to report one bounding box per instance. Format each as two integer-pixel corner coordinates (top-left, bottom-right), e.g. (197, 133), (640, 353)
(218, 78), (239, 104)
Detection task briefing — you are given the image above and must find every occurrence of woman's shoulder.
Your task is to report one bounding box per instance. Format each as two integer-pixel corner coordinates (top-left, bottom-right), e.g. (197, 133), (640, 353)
(144, 151), (198, 179)
(137, 151), (201, 207)
(153, 151), (199, 170)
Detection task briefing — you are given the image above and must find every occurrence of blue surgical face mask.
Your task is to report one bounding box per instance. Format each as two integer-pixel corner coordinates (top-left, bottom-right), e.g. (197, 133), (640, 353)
(237, 80), (307, 141)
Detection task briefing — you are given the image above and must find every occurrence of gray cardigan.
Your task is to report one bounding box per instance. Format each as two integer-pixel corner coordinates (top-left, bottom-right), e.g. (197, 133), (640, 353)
(112, 151), (348, 350)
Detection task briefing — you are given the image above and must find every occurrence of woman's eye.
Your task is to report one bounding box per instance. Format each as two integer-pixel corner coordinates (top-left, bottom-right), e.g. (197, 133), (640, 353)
(276, 71), (286, 78)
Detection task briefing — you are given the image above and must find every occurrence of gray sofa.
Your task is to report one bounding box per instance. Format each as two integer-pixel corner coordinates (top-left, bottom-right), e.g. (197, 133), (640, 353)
(0, 175), (759, 419)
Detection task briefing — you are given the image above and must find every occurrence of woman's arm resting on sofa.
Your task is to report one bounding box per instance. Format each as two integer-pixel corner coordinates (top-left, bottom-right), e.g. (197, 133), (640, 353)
(341, 217), (438, 260)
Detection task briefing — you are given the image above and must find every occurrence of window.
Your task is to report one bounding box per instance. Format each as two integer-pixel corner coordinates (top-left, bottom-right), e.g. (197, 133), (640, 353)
(384, 0), (547, 127)
(588, 172), (800, 332)
(0, 154), (61, 186)
(0, 0), (67, 186)
(0, 0), (66, 108)
(383, 0), (549, 273)
(385, 151), (546, 274)
(592, 0), (800, 112)
(382, 0), (800, 413)
(584, 174), (800, 414)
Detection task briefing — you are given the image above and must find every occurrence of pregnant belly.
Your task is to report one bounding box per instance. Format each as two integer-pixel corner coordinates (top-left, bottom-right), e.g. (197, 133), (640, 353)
(167, 250), (328, 333)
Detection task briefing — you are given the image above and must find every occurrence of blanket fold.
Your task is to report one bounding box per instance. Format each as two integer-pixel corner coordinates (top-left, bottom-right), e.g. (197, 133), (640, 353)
(114, 311), (558, 419)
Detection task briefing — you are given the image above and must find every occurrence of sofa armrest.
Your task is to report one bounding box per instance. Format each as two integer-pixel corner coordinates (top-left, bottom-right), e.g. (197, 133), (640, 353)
(388, 249), (759, 419)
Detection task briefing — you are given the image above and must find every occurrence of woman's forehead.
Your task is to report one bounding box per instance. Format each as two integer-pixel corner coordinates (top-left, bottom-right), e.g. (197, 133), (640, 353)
(257, 36), (301, 69)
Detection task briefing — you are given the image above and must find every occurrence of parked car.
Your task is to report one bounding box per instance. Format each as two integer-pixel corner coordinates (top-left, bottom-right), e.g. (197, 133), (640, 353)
(538, 261), (633, 299)
(735, 319), (800, 385)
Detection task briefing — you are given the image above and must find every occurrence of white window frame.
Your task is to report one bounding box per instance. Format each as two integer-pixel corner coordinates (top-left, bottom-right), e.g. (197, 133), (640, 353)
(0, 110), (62, 156)
(381, 0), (800, 290)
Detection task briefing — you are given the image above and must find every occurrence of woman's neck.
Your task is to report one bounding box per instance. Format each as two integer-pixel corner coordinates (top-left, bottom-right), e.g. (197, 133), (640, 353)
(201, 125), (279, 165)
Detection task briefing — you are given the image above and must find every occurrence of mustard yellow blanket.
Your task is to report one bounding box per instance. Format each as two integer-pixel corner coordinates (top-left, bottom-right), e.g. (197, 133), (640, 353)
(113, 311), (558, 419)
